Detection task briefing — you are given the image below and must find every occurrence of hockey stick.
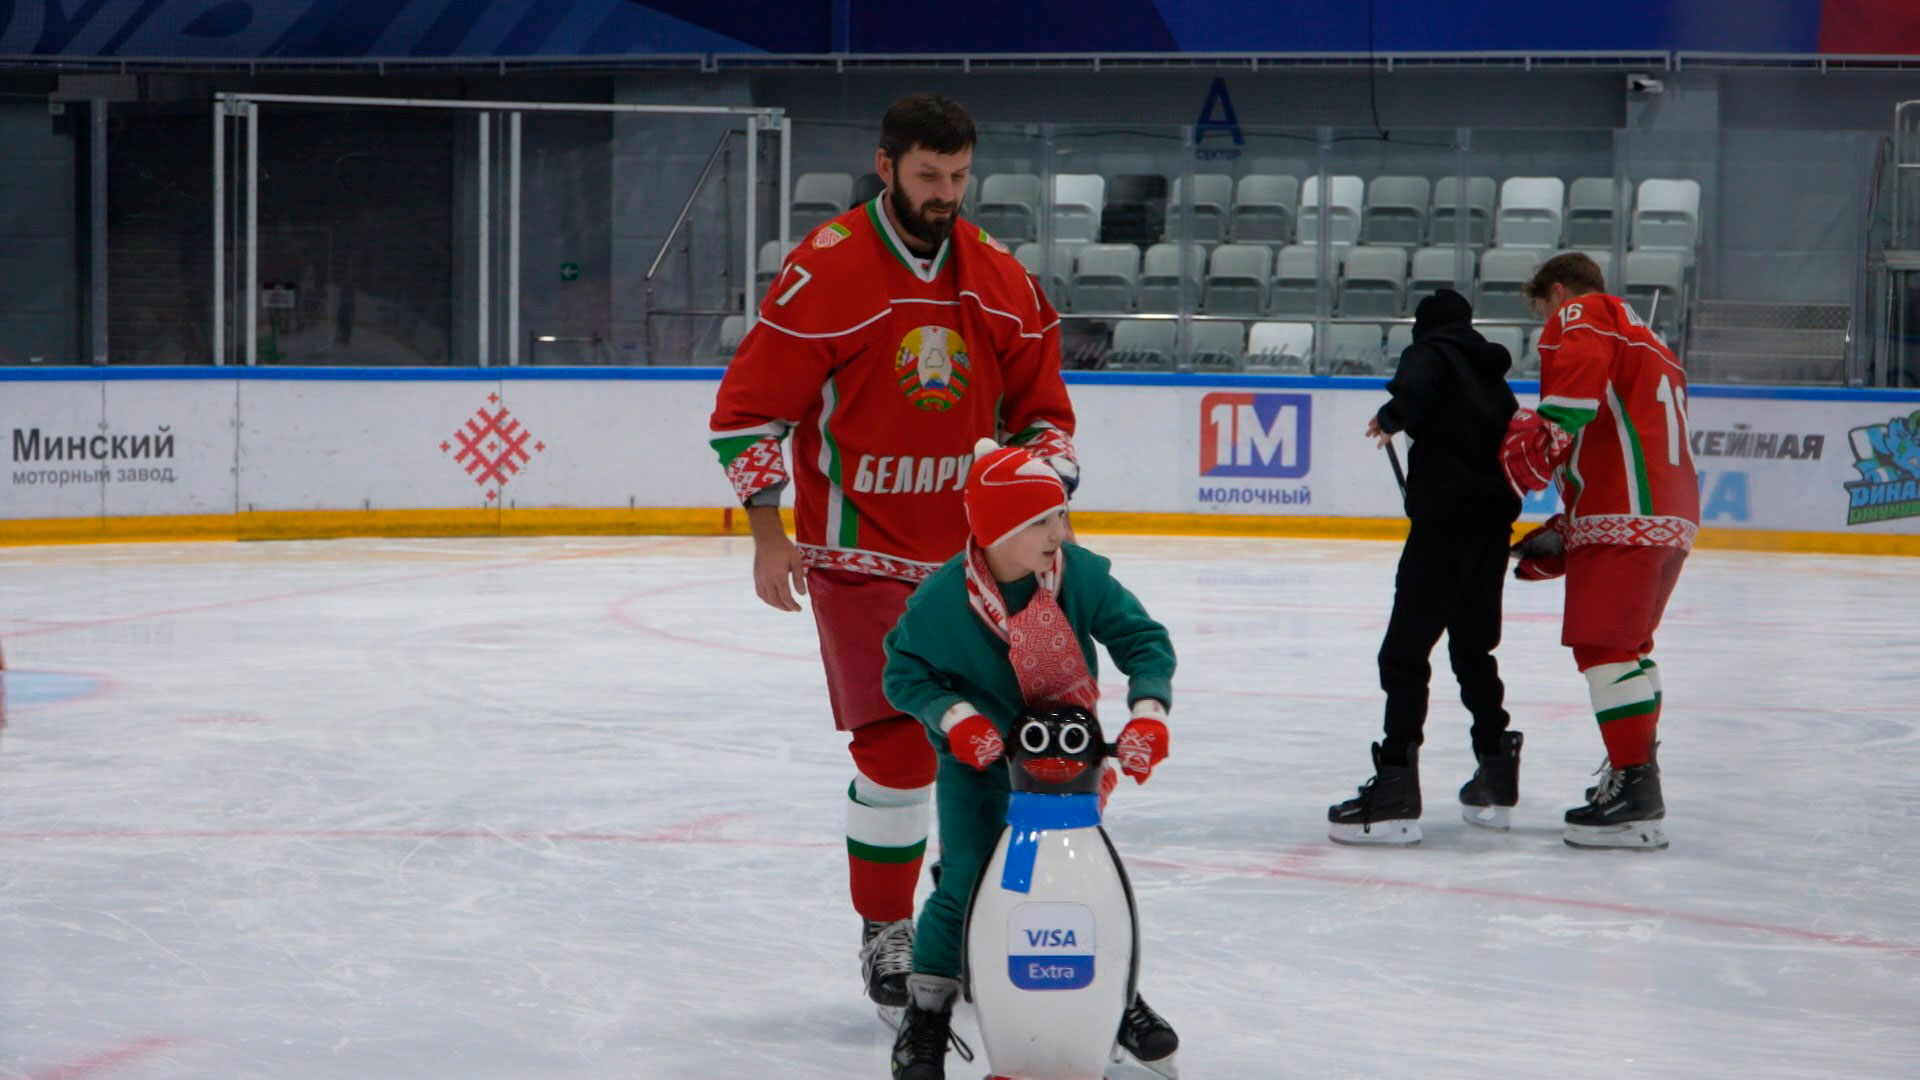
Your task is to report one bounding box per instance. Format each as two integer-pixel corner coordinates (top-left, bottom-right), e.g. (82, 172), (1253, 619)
(1385, 438), (1407, 508)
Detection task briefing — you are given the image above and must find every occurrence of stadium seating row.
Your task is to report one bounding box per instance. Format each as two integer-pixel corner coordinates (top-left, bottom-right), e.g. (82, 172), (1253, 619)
(1018, 242), (1682, 332)
(717, 312), (1546, 379)
(754, 238), (1679, 331)
(786, 171), (1700, 256)
(1101, 320), (1544, 377)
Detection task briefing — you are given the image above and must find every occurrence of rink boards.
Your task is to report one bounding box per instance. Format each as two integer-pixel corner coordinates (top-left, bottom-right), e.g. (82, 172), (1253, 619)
(2, 367), (1917, 554)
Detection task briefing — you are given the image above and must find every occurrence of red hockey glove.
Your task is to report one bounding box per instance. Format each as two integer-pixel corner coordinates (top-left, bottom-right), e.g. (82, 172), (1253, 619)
(945, 711), (1005, 771)
(1115, 714), (1170, 785)
(1511, 513), (1568, 581)
(1020, 427), (1081, 495)
(1500, 409), (1572, 496)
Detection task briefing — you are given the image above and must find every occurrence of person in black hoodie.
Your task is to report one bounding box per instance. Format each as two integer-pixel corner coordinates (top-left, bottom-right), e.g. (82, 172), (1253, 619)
(1329, 288), (1525, 846)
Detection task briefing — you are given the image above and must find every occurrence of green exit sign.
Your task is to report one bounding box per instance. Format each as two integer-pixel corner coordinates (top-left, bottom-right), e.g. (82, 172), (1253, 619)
(560, 262), (580, 282)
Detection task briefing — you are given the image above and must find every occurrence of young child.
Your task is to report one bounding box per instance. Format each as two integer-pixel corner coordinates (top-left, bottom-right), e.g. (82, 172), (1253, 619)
(881, 438), (1179, 1080)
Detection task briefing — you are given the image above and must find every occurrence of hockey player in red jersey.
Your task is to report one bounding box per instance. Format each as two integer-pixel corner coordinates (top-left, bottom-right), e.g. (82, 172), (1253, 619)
(707, 94), (1077, 1008)
(1503, 252), (1698, 850)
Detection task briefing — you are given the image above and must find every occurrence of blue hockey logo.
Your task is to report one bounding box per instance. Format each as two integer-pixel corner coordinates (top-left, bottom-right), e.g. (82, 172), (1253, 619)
(1844, 411), (1920, 525)
(1006, 902), (1096, 991)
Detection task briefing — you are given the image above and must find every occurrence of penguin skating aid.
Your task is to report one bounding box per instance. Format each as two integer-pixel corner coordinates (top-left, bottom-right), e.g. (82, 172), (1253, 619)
(962, 707), (1176, 1079)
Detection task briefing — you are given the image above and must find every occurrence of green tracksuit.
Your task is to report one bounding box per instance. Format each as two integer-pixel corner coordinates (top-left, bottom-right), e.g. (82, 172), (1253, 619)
(882, 542), (1175, 977)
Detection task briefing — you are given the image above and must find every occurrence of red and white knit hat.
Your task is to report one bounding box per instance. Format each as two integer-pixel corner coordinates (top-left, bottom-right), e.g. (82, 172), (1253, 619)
(964, 437), (1068, 548)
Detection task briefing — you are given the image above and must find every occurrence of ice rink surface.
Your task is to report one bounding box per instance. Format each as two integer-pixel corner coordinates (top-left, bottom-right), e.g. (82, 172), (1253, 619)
(2, 533), (1917, 1080)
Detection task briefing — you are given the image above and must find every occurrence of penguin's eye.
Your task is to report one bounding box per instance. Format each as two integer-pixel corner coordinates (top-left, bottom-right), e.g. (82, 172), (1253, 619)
(1058, 722), (1090, 755)
(1019, 721), (1052, 754)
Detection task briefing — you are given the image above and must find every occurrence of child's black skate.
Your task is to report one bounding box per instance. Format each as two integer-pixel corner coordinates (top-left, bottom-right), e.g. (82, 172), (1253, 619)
(1458, 730), (1523, 831)
(1114, 993), (1180, 1078)
(862, 918), (914, 1010)
(1328, 742), (1421, 846)
(890, 974), (971, 1079)
(1564, 762), (1667, 850)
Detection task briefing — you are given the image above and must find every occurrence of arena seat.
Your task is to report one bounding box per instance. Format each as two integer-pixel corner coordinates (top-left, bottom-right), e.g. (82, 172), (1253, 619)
(1363, 176), (1432, 248)
(791, 172), (852, 235)
(1386, 322), (1414, 362)
(1246, 321), (1314, 373)
(1204, 243), (1273, 316)
(1564, 177), (1619, 249)
(1230, 174), (1298, 244)
(1190, 320), (1247, 373)
(1052, 174), (1107, 247)
(1430, 176), (1496, 248)
(754, 240), (789, 298)
(1623, 249), (1686, 337)
(1327, 323), (1387, 375)
(1408, 245), (1467, 301)
(1479, 323), (1526, 362)
(1339, 245), (1409, 318)
(976, 174), (1042, 244)
(1299, 174), (1365, 249)
(1270, 244), (1340, 316)
(1166, 174), (1233, 245)
(1108, 319), (1176, 371)
(1070, 243), (1141, 313)
(1098, 174), (1167, 246)
(1477, 247), (1544, 320)
(1014, 243), (1070, 308)
(1136, 243), (1206, 313)
(1632, 178), (1702, 257)
(850, 172), (885, 208)
(717, 314), (746, 356)
(1496, 176), (1567, 250)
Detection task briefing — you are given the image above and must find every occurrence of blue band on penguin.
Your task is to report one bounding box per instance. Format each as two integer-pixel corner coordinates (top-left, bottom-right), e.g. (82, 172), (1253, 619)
(1000, 792), (1101, 894)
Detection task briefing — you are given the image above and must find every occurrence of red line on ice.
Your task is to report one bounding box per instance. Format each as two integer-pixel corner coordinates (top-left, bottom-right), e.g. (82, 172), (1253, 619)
(0, 815), (836, 852)
(1, 537), (705, 641)
(1132, 850), (1920, 958)
(605, 577), (816, 663)
(3, 823), (1909, 957)
(28, 1034), (192, 1080)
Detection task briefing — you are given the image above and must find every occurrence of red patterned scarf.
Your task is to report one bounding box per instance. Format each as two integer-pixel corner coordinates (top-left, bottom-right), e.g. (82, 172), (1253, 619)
(964, 541), (1099, 713)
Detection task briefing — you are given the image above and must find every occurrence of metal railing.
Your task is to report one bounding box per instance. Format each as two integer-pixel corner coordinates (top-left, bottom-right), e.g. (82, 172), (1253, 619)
(211, 92), (787, 367)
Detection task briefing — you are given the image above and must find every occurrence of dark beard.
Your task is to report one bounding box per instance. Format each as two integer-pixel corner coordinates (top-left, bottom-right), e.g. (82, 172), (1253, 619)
(889, 183), (955, 255)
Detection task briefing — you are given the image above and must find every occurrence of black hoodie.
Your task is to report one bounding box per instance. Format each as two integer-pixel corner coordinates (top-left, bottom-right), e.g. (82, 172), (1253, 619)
(1374, 311), (1523, 522)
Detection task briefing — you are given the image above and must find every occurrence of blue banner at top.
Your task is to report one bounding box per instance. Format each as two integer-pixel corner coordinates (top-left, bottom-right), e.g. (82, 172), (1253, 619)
(2, 1), (1902, 60)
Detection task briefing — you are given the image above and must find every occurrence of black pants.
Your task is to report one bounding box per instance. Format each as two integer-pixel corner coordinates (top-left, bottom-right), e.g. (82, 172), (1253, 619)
(1377, 508), (1515, 763)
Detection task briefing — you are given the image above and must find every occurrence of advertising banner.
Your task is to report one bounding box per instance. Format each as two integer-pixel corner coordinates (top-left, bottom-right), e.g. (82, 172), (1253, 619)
(4, 372), (1918, 545)
(3, 379), (235, 522)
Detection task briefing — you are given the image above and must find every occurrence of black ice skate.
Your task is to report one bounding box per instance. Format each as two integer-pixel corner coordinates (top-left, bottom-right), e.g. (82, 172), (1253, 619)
(1564, 762), (1667, 850)
(1113, 993), (1180, 1078)
(862, 918), (915, 1010)
(1328, 743), (1422, 846)
(1459, 730), (1524, 831)
(890, 973), (971, 1079)
(1585, 742), (1660, 802)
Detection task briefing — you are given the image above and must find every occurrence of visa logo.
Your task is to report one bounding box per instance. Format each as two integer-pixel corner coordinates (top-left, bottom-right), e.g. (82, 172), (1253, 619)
(1024, 928), (1078, 948)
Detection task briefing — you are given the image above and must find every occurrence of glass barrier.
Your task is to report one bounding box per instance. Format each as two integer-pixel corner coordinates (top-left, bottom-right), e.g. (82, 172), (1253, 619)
(0, 102), (83, 366)
(4, 98), (1882, 386)
(248, 104), (460, 366)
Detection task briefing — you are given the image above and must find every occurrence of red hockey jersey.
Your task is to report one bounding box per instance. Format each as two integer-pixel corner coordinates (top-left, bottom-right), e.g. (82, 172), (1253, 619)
(1536, 293), (1701, 550)
(709, 198), (1075, 582)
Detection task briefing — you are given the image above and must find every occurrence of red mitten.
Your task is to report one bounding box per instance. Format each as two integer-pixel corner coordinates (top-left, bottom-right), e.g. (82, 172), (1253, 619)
(1115, 716), (1170, 785)
(1511, 513), (1568, 581)
(945, 711), (1004, 771)
(1500, 409), (1573, 496)
(1097, 762), (1119, 814)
